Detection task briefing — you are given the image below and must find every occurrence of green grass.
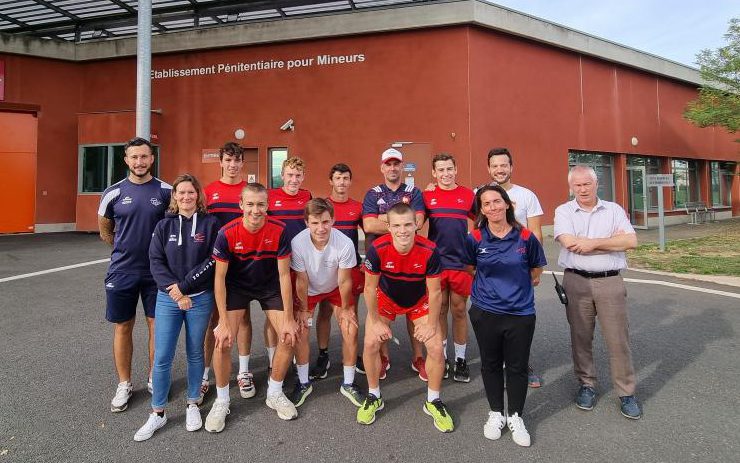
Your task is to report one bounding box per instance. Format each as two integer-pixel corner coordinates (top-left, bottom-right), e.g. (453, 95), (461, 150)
(628, 232), (740, 276)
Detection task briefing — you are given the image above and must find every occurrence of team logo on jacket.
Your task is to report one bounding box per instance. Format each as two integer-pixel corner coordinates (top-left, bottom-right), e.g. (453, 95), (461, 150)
(168, 234), (177, 242)
(517, 246), (526, 254)
(212, 192), (220, 200)
(456, 198), (464, 204)
(235, 241), (244, 250)
(430, 199), (437, 206)
(478, 247), (488, 254)
(122, 196), (133, 205)
(193, 233), (205, 243)
(385, 261), (394, 269)
(274, 200), (282, 207)
(413, 263), (422, 269)
(150, 198), (162, 206)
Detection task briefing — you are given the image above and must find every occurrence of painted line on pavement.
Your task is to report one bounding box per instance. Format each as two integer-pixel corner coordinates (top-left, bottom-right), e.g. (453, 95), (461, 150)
(544, 270), (740, 299)
(0, 258), (110, 283)
(1, 260), (737, 300)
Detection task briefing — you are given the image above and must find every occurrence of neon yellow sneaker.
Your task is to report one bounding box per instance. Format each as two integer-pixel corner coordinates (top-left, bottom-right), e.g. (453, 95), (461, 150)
(423, 399), (454, 432)
(357, 394), (384, 425)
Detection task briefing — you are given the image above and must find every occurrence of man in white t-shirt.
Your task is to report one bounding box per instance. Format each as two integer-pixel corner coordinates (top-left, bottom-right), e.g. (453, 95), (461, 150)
(290, 198), (362, 408)
(476, 147), (544, 388)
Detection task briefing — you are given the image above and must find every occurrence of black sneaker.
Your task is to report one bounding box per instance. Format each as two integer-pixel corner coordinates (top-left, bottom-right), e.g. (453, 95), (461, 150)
(453, 358), (470, 383)
(289, 381), (313, 407)
(355, 356), (366, 375)
(443, 360), (451, 379)
(309, 354), (331, 380)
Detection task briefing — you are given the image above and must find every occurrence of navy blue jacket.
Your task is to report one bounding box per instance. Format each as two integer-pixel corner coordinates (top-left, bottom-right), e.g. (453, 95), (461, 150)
(149, 212), (220, 294)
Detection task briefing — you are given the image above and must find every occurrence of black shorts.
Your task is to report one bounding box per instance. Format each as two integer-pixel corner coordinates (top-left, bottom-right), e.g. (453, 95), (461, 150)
(227, 287), (283, 311)
(104, 272), (157, 323)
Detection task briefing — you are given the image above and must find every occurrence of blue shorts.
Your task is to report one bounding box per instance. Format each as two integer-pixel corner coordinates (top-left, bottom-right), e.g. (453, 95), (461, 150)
(104, 272), (158, 323)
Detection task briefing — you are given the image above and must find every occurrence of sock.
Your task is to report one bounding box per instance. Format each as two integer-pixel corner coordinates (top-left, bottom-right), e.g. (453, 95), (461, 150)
(155, 410), (165, 417)
(343, 365), (355, 385)
(427, 388), (440, 402)
(454, 343), (466, 361)
(202, 367), (210, 381)
(267, 347), (276, 368)
(239, 355), (250, 374)
(297, 363), (310, 384)
(216, 385), (229, 402)
(319, 348), (328, 357)
(369, 387), (381, 398)
(442, 339), (448, 360)
(267, 377), (283, 396)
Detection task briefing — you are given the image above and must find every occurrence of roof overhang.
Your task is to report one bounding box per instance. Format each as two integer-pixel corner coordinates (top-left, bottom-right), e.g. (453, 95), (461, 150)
(0, 0), (703, 86)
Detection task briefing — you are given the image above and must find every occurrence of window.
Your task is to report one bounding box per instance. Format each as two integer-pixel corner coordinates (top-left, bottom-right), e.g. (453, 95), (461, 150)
(711, 161), (735, 207)
(568, 152), (614, 201)
(79, 144), (160, 193)
(671, 159), (699, 208)
(269, 147), (288, 189)
(627, 156), (662, 209)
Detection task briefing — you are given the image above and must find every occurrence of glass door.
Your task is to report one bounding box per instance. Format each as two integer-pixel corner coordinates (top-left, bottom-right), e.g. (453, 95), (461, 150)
(626, 166), (648, 229)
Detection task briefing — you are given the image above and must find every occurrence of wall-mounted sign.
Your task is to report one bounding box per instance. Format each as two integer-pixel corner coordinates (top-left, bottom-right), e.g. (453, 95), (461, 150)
(647, 174), (674, 187)
(0, 59), (5, 101)
(248, 174), (256, 183)
(202, 149), (220, 163)
(404, 162), (417, 172)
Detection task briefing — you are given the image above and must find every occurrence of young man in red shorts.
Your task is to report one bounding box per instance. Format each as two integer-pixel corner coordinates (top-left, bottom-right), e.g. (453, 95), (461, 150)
(357, 203), (454, 432)
(312, 163), (365, 380)
(290, 198), (362, 407)
(203, 142), (257, 401)
(204, 183), (301, 432)
(423, 153), (475, 382)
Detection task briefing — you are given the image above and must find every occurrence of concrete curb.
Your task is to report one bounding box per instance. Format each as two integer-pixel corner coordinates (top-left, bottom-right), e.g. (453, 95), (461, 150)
(627, 267), (740, 288)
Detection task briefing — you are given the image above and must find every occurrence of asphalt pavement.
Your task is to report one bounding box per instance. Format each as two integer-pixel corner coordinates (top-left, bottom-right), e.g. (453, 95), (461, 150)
(0, 231), (738, 462)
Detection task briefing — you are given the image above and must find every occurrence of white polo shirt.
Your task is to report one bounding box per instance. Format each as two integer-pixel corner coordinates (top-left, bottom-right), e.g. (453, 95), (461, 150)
(507, 184), (544, 227)
(290, 228), (357, 295)
(553, 198), (635, 272)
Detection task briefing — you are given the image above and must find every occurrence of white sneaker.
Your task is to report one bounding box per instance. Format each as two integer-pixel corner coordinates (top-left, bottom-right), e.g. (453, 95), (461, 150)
(147, 379), (153, 395)
(133, 413), (167, 442)
(266, 391), (298, 421)
(204, 399), (230, 433)
(507, 413), (531, 447)
(185, 404), (202, 432)
(110, 381), (133, 412)
(483, 411), (506, 440)
(237, 371), (256, 399)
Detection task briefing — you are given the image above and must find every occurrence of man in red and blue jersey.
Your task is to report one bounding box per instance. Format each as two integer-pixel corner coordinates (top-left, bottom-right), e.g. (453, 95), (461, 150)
(423, 153), (475, 383)
(362, 148), (427, 380)
(266, 156), (312, 369)
(204, 183), (301, 432)
(202, 142), (256, 401)
(311, 163), (365, 380)
(356, 203), (454, 433)
(98, 137), (171, 413)
(268, 156), (312, 242)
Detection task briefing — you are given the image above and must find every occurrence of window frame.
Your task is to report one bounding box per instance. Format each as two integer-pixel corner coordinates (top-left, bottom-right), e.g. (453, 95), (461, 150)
(268, 147), (288, 189)
(567, 151), (616, 202)
(78, 143), (160, 194)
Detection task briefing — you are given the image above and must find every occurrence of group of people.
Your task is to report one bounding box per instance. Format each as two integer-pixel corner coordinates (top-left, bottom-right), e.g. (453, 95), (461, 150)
(98, 137), (641, 447)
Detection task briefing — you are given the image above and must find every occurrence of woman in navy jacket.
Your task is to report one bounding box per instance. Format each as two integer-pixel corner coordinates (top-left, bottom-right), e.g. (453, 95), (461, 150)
(463, 184), (546, 447)
(134, 173), (220, 441)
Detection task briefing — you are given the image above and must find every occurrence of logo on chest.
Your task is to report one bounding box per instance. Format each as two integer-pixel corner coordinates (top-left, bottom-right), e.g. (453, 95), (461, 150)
(274, 200), (282, 207)
(193, 233), (205, 243)
(384, 261), (394, 269)
(211, 192), (220, 201)
(168, 234), (177, 242)
(234, 241), (244, 251)
(150, 198), (162, 207)
(430, 198), (438, 206)
(121, 196), (133, 205)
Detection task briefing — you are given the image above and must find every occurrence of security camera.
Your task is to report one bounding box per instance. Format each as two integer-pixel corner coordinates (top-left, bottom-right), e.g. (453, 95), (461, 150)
(280, 119), (294, 131)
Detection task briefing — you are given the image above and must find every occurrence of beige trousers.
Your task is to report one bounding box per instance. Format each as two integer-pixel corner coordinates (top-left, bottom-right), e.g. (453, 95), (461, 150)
(563, 271), (636, 397)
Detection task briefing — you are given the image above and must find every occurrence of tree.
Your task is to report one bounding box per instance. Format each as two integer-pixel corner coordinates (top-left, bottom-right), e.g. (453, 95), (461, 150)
(684, 17), (740, 137)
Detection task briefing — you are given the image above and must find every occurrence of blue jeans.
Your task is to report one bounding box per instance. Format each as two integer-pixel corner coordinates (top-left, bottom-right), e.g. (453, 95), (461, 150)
(151, 290), (214, 409)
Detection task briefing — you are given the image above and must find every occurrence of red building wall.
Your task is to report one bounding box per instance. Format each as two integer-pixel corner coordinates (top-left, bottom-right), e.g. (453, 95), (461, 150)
(1, 25), (737, 228)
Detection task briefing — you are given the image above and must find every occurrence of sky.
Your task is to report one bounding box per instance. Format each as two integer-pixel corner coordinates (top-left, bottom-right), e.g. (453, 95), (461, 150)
(488, 0), (739, 68)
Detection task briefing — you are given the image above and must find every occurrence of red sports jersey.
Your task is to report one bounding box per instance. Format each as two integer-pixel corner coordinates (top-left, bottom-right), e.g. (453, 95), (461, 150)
(422, 185), (475, 270)
(364, 234), (441, 308)
(328, 196), (362, 265)
(205, 180), (246, 227)
(267, 188), (312, 242)
(212, 218), (291, 295)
